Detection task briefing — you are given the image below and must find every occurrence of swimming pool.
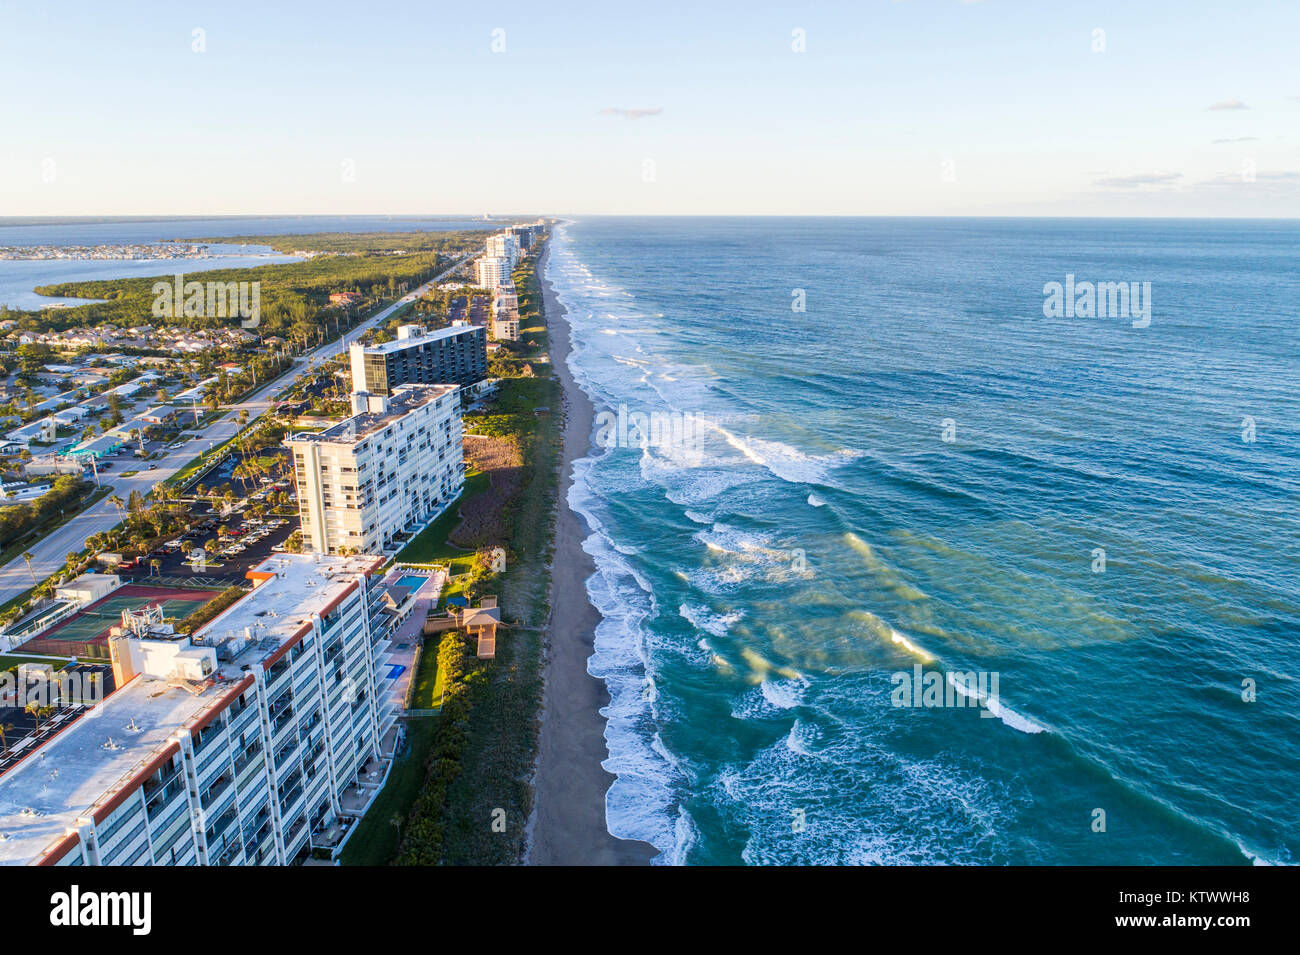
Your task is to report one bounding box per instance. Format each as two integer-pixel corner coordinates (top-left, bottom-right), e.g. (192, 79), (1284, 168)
(396, 574), (432, 592)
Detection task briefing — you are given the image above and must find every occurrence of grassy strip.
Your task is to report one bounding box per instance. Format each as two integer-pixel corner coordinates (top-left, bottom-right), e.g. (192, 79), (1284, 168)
(408, 642), (446, 710)
(176, 585), (248, 634)
(437, 384), (558, 865)
(0, 484), (112, 572)
(336, 718), (437, 867)
(392, 471), (490, 565)
(346, 239), (559, 866)
(0, 654), (70, 673)
(166, 439), (239, 490)
(429, 246), (560, 865)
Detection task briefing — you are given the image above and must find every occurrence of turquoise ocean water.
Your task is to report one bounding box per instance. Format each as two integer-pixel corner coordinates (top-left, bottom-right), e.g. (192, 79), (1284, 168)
(548, 216), (1300, 865)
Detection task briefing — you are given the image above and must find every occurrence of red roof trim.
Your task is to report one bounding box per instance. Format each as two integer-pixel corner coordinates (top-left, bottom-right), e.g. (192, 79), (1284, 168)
(36, 831), (82, 867)
(90, 738), (182, 825)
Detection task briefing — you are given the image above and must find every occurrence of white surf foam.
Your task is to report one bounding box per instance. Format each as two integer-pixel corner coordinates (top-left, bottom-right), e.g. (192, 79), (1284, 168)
(679, 602), (745, 638)
(946, 673), (1047, 735)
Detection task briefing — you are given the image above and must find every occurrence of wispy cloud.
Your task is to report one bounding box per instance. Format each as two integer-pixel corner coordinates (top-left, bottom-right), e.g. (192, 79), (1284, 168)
(1207, 98), (1249, 110)
(1211, 136), (1259, 143)
(1093, 172), (1183, 189)
(599, 107), (663, 120)
(1197, 170), (1300, 188)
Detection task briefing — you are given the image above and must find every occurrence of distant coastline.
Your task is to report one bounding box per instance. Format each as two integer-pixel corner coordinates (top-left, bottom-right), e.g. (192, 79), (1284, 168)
(0, 216), (498, 311)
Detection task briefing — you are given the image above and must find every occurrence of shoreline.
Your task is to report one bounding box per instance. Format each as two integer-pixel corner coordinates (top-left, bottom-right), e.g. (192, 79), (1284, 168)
(525, 241), (658, 866)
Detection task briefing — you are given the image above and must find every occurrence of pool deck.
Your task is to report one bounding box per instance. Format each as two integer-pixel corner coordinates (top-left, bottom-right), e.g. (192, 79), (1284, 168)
(377, 566), (446, 710)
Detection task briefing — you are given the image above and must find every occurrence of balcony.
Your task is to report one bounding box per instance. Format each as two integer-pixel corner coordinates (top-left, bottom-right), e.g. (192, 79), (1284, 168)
(215, 837), (244, 866)
(143, 772), (185, 819)
(232, 740), (263, 774)
(284, 818), (310, 853)
(200, 773), (233, 809)
(271, 703), (296, 735)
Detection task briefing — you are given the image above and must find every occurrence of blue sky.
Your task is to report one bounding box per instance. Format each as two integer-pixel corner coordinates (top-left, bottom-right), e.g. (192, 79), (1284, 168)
(1, 0), (1297, 216)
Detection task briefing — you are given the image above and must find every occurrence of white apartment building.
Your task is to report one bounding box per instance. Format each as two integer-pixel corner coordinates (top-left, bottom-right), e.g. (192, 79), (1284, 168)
(0, 553), (398, 866)
(287, 384), (464, 555)
(491, 318), (520, 342)
(474, 255), (512, 289)
(484, 232), (520, 268)
(492, 286), (519, 319)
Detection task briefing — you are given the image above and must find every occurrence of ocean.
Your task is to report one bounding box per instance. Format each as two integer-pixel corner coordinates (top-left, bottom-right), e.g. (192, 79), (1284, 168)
(547, 216), (1300, 865)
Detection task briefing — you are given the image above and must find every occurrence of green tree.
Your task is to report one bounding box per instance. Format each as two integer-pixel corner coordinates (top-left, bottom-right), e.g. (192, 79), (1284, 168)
(25, 702), (54, 733)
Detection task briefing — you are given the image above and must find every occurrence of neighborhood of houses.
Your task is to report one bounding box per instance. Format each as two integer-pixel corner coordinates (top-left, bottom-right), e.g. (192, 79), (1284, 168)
(0, 358), (247, 470)
(2, 320), (257, 354)
(0, 225), (543, 867)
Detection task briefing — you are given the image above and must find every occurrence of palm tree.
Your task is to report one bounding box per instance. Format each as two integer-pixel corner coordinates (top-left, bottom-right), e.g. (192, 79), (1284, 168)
(150, 558), (161, 577)
(25, 702), (54, 733)
(21, 551), (36, 585)
(0, 721), (13, 755)
(109, 495), (126, 523)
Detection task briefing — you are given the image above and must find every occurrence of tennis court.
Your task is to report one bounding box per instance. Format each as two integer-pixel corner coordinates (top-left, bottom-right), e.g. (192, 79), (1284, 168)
(32, 584), (222, 647)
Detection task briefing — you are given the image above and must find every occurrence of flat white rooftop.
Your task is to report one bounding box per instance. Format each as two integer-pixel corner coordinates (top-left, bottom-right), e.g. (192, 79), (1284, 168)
(352, 323), (482, 355)
(286, 383), (457, 447)
(203, 552), (384, 680)
(0, 552), (383, 865)
(0, 670), (229, 865)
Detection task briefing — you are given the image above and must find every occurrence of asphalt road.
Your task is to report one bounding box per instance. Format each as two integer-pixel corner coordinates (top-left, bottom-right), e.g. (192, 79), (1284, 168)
(0, 254), (470, 605)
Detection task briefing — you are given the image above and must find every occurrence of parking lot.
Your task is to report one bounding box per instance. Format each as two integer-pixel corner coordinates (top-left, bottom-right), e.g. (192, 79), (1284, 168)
(116, 493), (300, 586)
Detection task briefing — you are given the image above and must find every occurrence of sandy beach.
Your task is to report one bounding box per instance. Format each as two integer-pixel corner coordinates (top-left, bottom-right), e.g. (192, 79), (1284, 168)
(525, 243), (658, 866)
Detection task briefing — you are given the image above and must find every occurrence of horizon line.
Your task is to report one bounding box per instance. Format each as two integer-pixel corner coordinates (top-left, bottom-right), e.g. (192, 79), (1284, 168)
(3, 213), (1300, 223)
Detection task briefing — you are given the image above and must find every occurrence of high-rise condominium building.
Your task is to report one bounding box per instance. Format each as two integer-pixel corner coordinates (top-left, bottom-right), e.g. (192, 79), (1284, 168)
(0, 553), (398, 866)
(484, 233), (520, 267)
(474, 255), (512, 289)
(505, 224), (538, 250)
(349, 323), (487, 397)
(286, 384), (464, 555)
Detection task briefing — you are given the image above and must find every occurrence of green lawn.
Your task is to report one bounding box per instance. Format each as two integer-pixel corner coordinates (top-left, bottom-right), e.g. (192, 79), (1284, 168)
(338, 718), (437, 867)
(408, 644), (446, 710)
(393, 470), (490, 565)
(0, 654), (69, 674)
